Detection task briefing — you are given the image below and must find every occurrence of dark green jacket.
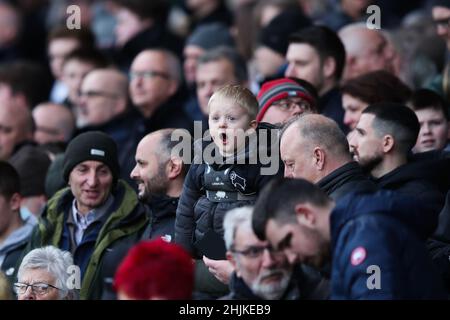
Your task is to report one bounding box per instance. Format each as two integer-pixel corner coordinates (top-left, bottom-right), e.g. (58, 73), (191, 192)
(22, 180), (149, 299)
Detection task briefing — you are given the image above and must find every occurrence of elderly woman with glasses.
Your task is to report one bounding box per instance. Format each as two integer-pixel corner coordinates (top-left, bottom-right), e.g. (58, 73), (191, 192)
(14, 246), (77, 300)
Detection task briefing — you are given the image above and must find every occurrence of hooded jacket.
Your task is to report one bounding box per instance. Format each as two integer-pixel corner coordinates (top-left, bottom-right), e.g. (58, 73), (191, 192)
(175, 123), (282, 258)
(22, 180), (149, 300)
(330, 190), (446, 299)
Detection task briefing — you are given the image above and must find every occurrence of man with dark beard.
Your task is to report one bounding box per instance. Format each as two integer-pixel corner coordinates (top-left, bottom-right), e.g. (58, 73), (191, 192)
(349, 103), (446, 236)
(131, 129), (188, 242)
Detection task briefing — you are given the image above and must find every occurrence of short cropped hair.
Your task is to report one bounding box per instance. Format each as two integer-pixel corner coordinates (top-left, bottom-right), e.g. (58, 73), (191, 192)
(208, 85), (259, 121)
(252, 177), (332, 240)
(289, 26), (346, 81)
(158, 128), (191, 177)
(62, 47), (110, 69)
(197, 46), (248, 84)
(0, 161), (20, 199)
(281, 114), (350, 160)
(409, 89), (449, 120)
(47, 25), (95, 48)
(362, 103), (420, 155)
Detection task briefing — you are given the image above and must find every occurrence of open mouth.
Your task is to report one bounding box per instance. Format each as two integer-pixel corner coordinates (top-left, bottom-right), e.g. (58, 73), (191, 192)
(83, 190), (100, 198)
(220, 132), (228, 145)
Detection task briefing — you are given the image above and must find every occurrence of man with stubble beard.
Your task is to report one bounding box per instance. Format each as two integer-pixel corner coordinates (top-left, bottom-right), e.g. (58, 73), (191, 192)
(131, 129), (188, 242)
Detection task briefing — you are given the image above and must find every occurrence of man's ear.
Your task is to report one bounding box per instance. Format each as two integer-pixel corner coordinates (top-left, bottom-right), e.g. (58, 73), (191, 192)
(167, 157), (183, 180)
(313, 147), (325, 170)
(226, 251), (238, 275)
(249, 120), (258, 130)
(322, 56), (336, 79)
(294, 203), (316, 228)
(167, 80), (179, 97)
(382, 134), (395, 153)
(9, 193), (21, 211)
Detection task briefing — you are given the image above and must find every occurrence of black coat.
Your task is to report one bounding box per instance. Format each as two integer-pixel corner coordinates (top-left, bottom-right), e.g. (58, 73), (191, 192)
(317, 161), (377, 201)
(319, 87), (347, 133)
(375, 157), (448, 237)
(142, 90), (193, 136)
(142, 194), (178, 242)
(331, 190), (446, 299)
(175, 124), (283, 258)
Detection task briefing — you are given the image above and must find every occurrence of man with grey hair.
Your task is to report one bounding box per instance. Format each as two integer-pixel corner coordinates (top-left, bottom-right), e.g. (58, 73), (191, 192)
(221, 206), (328, 300)
(280, 114), (376, 200)
(129, 49), (191, 134)
(15, 246), (77, 300)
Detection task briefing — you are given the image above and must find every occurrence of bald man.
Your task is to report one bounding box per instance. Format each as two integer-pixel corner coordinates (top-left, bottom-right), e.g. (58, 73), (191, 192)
(280, 114), (376, 200)
(76, 68), (145, 187)
(32, 103), (75, 145)
(0, 102), (34, 160)
(131, 129), (188, 241)
(129, 49), (191, 134)
(77, 68), (129, 127)
(338, 23), (396, 80)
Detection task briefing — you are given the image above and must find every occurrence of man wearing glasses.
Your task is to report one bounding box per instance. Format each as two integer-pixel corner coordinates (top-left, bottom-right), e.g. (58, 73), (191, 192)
(432, 1), (450, 53)
(219, 206), (328, 300)
(15, 246), (77, 300)
(76, 68), (142, 187)
(129, 49), (191, 135)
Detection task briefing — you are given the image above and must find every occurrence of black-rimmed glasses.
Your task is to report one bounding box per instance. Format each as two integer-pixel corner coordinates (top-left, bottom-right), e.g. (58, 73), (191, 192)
(13, 282), (61, 295)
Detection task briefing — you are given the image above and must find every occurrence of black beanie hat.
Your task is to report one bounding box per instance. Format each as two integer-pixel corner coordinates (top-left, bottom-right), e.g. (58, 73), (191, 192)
(63, 131), (119, 183)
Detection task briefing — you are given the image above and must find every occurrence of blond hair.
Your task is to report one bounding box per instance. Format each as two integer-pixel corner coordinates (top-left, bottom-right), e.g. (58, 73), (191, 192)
(208, 85), (259, 121)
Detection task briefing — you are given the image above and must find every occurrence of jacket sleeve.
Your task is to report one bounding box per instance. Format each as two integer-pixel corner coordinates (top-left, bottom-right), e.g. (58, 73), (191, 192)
(175, 164), (203, 255)
(333, 216), (407, 299)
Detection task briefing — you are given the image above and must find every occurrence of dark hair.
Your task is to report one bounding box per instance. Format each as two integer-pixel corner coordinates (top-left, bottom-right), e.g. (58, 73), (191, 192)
(111, 0), (170, 24)
(63, 47), (110, 69)
(341, 70), (411, 105)
(0, 61), (51, 108)
(289, 25), (346, 81)
(47, 25), (95, 49)
(252, 177), (331, 240)
(159, 129), (191, 177)
(0, 161), (20, 199)
(362, 103), (420, 154)
(409, 89), (449, 120)
(197, 46), (248, 83)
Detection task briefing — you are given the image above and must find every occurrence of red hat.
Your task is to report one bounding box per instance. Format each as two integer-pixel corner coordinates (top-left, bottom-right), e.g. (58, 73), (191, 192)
(113, 239), (194, 300)
(256, 78), (315, 123)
